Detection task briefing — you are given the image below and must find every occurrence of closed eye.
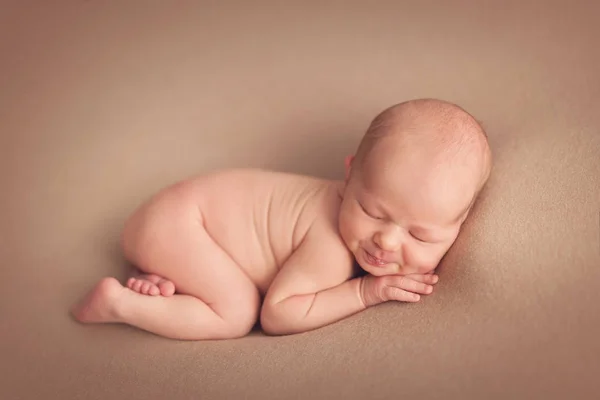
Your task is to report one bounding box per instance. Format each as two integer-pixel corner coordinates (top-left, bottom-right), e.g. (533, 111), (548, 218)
(410, 232), (427, 243)
(358, 201), (383, 220)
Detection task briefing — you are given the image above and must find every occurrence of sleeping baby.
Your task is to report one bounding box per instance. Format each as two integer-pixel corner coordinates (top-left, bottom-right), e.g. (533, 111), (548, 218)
(72, 98), (492, 340)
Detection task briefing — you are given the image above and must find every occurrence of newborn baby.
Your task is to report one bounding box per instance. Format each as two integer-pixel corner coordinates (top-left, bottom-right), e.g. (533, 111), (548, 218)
(72, 98), (492, 340)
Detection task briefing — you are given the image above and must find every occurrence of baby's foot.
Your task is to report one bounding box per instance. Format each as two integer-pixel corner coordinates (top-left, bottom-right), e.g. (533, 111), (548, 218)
(71, 277), (124, 323)
(126, 274), (175, 296)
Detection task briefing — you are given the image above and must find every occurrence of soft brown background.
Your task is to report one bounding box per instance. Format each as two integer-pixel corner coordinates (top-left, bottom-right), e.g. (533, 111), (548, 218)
(1, 1), (599, 399)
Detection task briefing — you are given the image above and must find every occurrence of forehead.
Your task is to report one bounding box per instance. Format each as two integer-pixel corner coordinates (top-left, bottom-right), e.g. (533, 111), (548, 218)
(357, 148), (474, 226)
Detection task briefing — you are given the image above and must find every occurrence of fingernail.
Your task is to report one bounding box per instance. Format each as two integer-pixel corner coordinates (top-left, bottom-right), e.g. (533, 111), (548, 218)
(414, 294), (420, 301)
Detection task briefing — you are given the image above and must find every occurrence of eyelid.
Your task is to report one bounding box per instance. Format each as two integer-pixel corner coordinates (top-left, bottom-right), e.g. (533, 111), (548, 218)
(358, 201), (382, 220)
(410, 232), (427, 243)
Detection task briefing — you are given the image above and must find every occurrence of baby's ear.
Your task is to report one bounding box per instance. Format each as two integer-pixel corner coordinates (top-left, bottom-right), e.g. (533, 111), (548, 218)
(344, 155), (355, 181)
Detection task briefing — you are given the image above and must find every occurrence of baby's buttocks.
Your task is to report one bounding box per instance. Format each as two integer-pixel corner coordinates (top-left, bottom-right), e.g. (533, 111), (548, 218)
(190, 169), (331, 295)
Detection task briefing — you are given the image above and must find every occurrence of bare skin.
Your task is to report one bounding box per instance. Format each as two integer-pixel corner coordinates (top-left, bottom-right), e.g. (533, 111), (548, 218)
(71, 98), (491, 339)
(126, 273), (175, 296)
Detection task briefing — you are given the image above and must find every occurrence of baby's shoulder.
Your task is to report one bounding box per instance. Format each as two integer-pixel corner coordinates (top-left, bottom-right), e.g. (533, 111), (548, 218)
(290, 186), (354, 278)
(305, 182), (349, 250)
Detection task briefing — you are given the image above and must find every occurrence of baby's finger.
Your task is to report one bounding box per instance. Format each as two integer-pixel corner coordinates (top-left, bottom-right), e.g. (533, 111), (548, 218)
(386, 275), (434, 295)
(404, 273), (439, 285)
(383, 286), (421, 302)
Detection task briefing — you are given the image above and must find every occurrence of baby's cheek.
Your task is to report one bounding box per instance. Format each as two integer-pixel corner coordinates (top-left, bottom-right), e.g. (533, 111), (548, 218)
(339, 210), (359, 244)
(405, 246), (441, 272)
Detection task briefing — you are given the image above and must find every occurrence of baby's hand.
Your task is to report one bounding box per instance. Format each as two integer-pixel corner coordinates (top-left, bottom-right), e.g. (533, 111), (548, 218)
(359, 273), (439, 308)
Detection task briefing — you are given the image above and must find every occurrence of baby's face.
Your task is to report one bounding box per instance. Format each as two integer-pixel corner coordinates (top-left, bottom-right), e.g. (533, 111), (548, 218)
(338, 145), (477, 277)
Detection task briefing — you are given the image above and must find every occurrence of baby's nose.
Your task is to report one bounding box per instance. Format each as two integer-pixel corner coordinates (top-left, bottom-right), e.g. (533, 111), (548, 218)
(374, 226), (403, 251)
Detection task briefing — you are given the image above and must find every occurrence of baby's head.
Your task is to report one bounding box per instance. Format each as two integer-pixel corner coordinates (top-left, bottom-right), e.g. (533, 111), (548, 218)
(339, 98), (492, 276)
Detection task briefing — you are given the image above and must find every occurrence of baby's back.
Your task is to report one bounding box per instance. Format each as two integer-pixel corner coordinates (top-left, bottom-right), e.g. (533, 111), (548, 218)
(158, 168), (339, 294)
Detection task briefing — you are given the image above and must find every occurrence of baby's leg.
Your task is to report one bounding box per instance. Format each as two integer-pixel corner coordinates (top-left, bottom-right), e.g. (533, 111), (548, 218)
(72, 204), (260, 340)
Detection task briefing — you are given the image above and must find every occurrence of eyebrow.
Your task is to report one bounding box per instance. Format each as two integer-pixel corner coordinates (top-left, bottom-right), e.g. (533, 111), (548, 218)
(410, 225), (440, 239)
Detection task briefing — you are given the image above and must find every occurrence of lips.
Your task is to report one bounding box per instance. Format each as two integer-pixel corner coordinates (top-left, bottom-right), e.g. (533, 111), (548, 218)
(363, 249), (388, 267)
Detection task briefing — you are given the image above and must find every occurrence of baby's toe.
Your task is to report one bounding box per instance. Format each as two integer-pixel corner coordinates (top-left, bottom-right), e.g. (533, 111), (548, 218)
(132, 279), (144, 292)
(141, 281), (154, 294)
(148, 285), (160, 296)
(158, 280), (175, 296)
(127, 277), (141, 290)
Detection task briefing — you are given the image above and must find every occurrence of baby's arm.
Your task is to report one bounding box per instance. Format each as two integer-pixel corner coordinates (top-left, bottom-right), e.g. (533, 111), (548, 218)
(260, 227), (435, 335)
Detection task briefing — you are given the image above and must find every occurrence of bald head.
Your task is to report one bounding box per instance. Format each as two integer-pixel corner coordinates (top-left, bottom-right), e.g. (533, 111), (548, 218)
(353, 98), (492, 194)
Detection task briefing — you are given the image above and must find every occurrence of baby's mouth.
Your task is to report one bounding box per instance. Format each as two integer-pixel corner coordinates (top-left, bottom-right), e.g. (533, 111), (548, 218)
(363, 249), (388, 267)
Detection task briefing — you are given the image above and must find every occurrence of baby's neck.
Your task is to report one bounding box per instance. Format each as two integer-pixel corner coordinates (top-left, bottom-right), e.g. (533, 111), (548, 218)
(332, 180), (346, 200)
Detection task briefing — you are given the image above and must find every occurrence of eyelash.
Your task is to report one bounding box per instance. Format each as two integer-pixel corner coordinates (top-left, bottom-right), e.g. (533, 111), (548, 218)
(358, 202), (383, 220)
(410, 233), (427, 243)
(358, 201), (429, 243)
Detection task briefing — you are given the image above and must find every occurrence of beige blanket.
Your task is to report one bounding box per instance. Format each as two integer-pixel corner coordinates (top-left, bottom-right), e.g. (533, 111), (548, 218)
(2, 1), (599, 399)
